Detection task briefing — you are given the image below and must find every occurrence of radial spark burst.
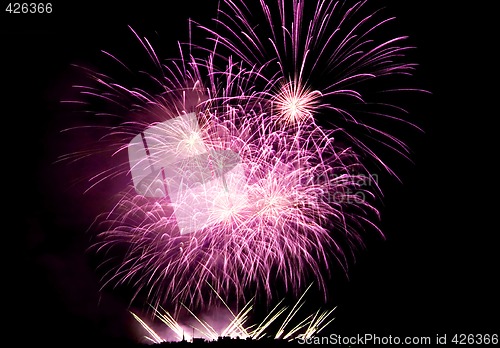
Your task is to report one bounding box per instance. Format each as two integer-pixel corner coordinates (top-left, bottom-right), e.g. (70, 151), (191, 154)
(201, 0), (424, 174)
(272, 79), (323, 126)
(62, 0), (424, 318)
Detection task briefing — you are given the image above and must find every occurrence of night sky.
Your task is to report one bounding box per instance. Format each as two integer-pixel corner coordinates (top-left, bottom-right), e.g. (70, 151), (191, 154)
(2, 0), (497, 346)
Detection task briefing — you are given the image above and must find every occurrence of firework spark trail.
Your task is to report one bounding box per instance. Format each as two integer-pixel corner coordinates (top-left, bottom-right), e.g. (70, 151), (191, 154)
(61, 0), (423, 319)
(132, 284), (336, 342)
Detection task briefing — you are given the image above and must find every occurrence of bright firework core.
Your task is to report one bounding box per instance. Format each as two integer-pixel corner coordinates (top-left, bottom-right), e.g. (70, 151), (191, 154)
(273, 80), (323, 125)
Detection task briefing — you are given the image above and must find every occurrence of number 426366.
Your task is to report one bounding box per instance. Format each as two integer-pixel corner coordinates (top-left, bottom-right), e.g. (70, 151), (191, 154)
(5, 3), (52, 14)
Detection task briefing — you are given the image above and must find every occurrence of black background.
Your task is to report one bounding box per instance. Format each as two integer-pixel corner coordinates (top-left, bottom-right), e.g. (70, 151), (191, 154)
(2, 0), (497, 346)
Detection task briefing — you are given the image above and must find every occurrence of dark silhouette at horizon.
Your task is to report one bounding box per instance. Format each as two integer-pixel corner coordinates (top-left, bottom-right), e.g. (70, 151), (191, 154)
(144, 335), (302, 347)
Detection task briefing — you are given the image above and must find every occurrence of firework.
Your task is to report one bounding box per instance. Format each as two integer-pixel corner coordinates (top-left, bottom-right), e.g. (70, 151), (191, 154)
(62, 0), (423, 319)
(132, 284), (336, 343)
(199, 0), (423, 174)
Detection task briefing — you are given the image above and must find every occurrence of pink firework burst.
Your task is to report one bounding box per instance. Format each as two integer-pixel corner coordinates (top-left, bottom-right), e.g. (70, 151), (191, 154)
(61, 0), (424, 316)
(200, 0), (425, 174)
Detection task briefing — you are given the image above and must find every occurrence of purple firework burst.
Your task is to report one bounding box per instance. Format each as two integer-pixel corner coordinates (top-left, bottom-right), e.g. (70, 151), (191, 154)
(61, 0), (424, 315)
